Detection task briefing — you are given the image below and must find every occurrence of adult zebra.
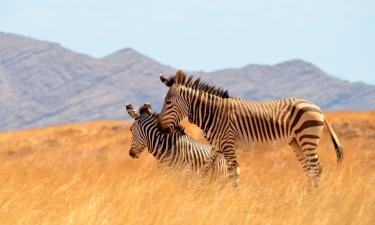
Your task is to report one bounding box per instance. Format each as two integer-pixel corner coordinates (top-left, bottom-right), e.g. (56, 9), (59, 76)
(126, 103), (228, 178)
(157, 70), (344, 187)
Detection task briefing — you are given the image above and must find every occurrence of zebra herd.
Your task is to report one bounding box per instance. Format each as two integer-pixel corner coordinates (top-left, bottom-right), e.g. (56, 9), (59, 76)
(127, 70), (344, 188)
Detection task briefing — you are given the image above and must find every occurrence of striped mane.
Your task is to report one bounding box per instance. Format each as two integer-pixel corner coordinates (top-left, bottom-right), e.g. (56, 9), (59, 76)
(165, 72), (230, 98)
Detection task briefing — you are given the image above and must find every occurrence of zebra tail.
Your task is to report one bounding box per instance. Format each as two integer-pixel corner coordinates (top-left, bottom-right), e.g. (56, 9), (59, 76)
(324, 117), (344, 163)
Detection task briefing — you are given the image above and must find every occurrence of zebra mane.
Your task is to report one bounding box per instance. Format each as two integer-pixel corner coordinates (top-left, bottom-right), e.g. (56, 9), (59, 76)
(166, 71), (230, 98)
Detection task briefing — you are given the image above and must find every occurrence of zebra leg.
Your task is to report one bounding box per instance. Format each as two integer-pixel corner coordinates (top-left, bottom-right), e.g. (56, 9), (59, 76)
(289, 138), (322, 188)
(302, 147), (322, 188)
(200, 149), (220, 182)
(222, 144), (240, 187)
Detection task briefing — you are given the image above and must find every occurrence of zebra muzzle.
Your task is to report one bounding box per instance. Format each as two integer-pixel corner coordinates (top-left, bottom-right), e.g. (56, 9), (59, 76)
(129, 149), (139, 159)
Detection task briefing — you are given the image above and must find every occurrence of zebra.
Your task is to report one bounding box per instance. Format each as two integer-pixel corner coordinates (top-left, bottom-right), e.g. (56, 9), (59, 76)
(126, 103), (228, 179)
(157, 70), (344, 187)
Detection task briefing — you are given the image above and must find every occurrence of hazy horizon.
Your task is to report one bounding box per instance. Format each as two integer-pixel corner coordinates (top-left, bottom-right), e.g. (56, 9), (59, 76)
(1, 0), (374, 84)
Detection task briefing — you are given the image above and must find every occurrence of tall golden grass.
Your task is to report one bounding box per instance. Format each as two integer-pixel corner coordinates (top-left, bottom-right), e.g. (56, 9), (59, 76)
(0, 112), (374, 225)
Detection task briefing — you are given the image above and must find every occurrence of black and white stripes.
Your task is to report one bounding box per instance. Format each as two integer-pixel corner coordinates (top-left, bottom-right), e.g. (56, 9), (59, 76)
(126, 103), (227, 178)
(157, 70), (344, 187)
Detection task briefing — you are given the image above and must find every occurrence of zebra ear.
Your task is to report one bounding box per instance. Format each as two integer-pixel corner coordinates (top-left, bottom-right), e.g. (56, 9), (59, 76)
(139, 103), (152, 115)
(126, 104), (140, 119)
(160, 74), (168, 84)
(143, 103), (152, 113)
(160, 74), (174, 87)
(174, 69), (185, 85)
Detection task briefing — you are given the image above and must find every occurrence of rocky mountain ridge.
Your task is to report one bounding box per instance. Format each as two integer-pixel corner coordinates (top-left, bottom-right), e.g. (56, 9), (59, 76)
(1, 32), (374, 130)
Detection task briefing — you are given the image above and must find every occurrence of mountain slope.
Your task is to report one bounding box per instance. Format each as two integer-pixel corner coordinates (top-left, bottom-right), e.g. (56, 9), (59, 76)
(204, 60), (375, 109)
(1, 32), (374, 130)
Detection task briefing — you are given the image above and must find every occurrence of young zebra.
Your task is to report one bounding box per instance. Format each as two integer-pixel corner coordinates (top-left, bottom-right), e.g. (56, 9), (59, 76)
(126, 103), (228, 178)
(157, 70), (344, 187)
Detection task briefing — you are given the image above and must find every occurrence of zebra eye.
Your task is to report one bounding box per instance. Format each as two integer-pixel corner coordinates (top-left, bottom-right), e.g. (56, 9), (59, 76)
(166, 100), (172, 105)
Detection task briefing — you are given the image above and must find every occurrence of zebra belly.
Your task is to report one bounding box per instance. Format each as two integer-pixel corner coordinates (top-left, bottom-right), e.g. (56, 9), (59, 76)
(236, 136), (284, 152)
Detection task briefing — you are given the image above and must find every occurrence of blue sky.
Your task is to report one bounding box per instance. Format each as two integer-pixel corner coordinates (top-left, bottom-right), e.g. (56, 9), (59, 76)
(1, 0), (374, 84)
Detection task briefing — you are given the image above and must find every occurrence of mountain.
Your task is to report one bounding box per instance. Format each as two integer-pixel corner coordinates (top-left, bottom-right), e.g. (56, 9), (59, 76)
(204, 60), (375, 109)
(1, 32), (375, 130)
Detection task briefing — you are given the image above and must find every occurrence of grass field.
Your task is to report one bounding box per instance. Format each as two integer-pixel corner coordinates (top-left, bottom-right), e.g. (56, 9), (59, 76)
(0, 112), (374, 225)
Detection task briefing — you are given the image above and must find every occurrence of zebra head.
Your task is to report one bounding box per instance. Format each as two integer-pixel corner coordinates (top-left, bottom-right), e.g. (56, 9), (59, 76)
(158, 70), (190, 133)
(126, 103), (152, 159)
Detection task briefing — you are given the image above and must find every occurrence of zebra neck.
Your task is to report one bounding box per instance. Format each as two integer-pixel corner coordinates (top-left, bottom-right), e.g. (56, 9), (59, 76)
(146, 124), (177, 159)
(184, 89), (222, 134)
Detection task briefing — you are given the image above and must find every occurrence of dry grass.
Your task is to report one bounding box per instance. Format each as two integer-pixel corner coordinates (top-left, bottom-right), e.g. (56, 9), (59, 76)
(0, 113), (374, 225)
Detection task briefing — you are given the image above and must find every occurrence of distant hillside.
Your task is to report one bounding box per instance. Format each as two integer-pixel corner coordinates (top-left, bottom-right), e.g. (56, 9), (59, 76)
(1, 32), (375, 130)
(205, 60), (375, 109)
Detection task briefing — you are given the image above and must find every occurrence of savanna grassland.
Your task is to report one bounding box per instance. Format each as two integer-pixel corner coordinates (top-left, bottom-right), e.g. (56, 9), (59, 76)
(0, 112), (374, 225)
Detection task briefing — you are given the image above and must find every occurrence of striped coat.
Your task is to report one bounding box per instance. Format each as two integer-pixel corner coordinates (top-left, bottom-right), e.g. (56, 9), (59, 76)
(126, 103), (227, 178)
(158, 70), (343, 187)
